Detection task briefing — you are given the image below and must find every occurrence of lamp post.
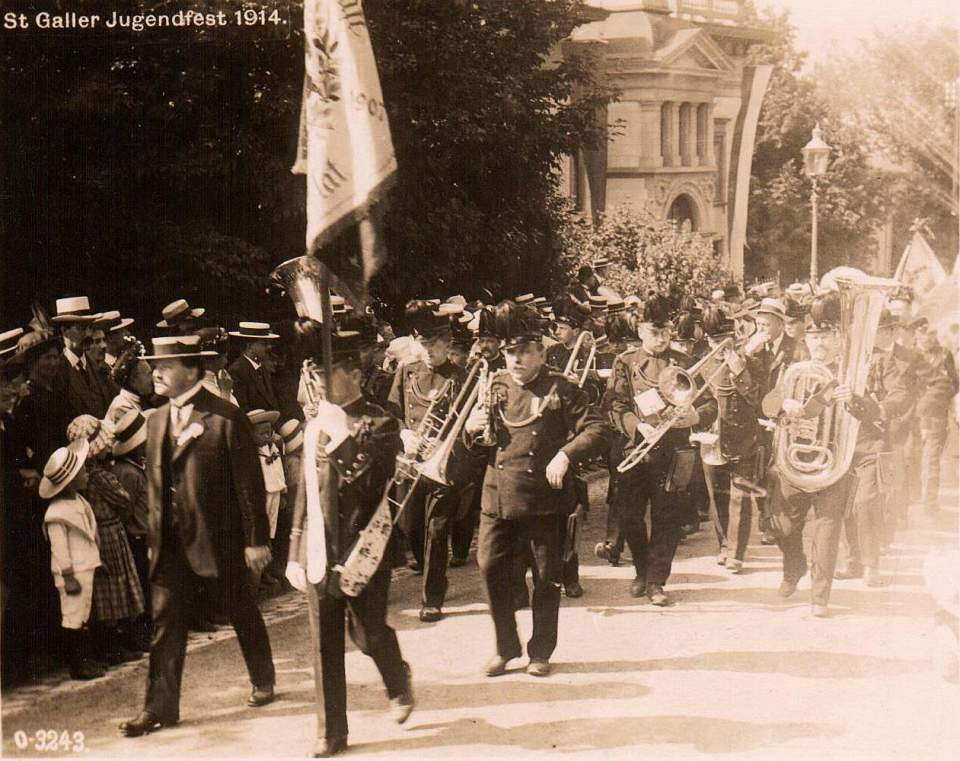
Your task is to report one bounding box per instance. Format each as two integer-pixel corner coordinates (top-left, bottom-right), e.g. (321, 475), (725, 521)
(802, 123), (831, 286)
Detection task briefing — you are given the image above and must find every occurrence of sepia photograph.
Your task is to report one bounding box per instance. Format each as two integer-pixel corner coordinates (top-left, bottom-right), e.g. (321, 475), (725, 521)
(1, 1), (958, 759)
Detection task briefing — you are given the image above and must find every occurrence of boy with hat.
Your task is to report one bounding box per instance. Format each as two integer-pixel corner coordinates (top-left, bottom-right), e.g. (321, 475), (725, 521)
(284, 329), (414, 757)
(601, 294), (709, 605)
(120, 334), (275, 737)
(228, 322), (281, 414)
(386, 302), (467, 621)
(41, 440), (105, 680)
(463, 301), (612, 677)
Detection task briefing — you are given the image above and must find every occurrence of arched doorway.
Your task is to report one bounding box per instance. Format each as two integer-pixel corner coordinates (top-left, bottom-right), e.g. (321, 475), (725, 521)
(668, 193), (698, 232)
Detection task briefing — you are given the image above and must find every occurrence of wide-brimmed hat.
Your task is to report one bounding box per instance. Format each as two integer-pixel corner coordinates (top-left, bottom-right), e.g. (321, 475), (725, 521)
(67, 414), (115, 458)
(157, 299), (206, 328)
(228, 322), (279, 340)
(279, 419), (303, 454)
(51, 297), (100, 324)
(39, 440), (89, 499)
(756, 298), (787, 321)
(0, 328), (25, 358)
(96, 310), (135, 333)
(112, 410), (148, 457)
(143, 335), (218, 360)
(247, 408), (281, 427)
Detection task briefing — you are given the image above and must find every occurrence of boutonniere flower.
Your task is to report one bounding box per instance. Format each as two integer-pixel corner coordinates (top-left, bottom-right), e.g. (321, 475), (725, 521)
(176, 421), (205, 448)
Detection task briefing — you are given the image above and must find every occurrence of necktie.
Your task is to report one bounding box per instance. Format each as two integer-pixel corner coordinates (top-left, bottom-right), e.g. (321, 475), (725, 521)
(170, 403), (186, 438)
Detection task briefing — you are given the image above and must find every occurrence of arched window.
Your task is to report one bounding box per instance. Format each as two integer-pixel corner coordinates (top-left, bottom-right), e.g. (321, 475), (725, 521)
(668, 194), (698, 232)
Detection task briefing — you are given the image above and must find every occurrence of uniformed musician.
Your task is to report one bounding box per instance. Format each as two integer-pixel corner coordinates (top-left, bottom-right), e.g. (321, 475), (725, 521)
(602, 295), (708, 605)
(386, 302), (466, 622)
(284, 329), (414, 758)
(463, 301), (612, 678)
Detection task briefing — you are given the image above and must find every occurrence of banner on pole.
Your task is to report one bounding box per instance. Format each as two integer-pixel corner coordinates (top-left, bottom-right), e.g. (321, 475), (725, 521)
(293, 0), (396, 306)
(894, 232), (946, 300)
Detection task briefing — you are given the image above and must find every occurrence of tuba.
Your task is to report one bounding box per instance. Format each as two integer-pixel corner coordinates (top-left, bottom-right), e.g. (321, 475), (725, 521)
(271, 254), (329, 321)
(774, 275), (899, 492)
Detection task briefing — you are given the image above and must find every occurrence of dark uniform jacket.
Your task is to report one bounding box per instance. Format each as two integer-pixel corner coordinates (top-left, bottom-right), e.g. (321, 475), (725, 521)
(295, 397), (401, 584)
(228, 354), (279, 413)
(469, 367), (612, 520)
(698, 349), (763, 463)
(604, 346), (711, 468)
(386, 358), (466, 431)
(145, 387), (269, 580)
(917, 348), (959, 419)
(545, 342), (578, 374)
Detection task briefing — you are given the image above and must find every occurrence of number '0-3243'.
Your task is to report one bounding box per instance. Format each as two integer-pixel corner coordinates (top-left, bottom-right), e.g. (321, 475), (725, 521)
(12, 730), (86, 752)
(235, 8), (283, 25)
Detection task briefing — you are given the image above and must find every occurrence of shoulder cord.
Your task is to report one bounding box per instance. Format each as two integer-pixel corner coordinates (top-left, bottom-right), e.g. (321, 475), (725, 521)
(497, 381), (560, 428)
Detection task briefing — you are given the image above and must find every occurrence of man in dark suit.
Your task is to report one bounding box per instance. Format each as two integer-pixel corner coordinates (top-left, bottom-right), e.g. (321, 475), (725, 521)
(50, 296), (109, 419)
(120, 335), (276, 737)
(285, 329), (414, 759)
(228, 321), (281, 413)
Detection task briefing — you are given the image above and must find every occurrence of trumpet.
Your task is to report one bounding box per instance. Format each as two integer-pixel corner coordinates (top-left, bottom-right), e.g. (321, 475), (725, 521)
(616, 338), (734, 474)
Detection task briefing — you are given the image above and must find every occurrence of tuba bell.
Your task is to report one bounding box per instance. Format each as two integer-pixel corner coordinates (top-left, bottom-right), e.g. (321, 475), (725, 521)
(270, 255), (329, 322)
(774, 275), (899, 492)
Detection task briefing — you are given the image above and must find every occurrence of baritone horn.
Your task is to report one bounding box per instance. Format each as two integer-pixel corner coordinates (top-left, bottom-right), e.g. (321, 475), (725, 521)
(773, 275), (899, 492)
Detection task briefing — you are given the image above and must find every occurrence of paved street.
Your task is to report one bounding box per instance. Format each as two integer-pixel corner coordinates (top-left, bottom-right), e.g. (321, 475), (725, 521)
(3, 467), (958, 761)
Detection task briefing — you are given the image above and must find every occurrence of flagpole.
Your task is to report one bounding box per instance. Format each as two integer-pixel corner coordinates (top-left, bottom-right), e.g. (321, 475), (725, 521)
(317, 259), (339, 565)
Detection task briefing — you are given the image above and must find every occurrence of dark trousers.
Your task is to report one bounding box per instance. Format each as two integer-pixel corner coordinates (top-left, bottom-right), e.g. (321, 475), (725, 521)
(703, 461), (753, 561)
(126, 533), (153, 642)
(478, 512), (561, 661)
(305, 564), (407, 741)
(144, 533), (275, 721)
(421, 484), (461, 608)
(450, 483), (481, 560)
(615, 464), (681, 586)
(769, 477), (849, 606)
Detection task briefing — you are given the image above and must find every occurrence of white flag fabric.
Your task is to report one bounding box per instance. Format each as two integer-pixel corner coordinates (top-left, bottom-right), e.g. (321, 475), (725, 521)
(294, 0), (396, 257)
(894, 232), (947, 299)
(302, 417), (328, 585)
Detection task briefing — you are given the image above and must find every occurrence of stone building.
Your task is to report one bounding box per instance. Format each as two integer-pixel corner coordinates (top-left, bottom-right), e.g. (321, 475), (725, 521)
(561, 0), (774, 278)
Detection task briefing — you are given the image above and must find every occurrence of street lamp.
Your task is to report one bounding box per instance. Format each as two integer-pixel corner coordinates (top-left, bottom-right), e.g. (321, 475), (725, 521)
(802, 123), (831, 286)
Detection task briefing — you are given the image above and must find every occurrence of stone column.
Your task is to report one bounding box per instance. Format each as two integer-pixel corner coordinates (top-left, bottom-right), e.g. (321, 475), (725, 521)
(665, 102), (682, 168)
(639, 101), (664, 168)
(704, 103), (716, 167)
(680, 103), (694, 167)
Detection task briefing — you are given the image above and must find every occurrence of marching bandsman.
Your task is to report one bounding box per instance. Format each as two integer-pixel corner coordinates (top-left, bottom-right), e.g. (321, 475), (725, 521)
(693, 308), (764, 573)
(386, 301), (466, 622)
(915, 323), (959, 514)
(463, 301), (612, 677)
(601, 295), (709, 605)
(763, 295), (907, 616)
(284, 329), (414, 759)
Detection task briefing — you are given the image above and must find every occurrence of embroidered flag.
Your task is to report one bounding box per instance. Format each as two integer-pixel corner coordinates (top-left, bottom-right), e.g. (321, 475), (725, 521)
(293, 0), (396, 307)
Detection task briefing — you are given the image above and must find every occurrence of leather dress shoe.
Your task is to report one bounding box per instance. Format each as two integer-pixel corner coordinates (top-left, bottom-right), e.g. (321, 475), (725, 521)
(629, 577), (645, 598)
(778, 579), (799, 598)
(119, 711), (176, 737)
(484, 654), (518, 677)
(760, 532), (778, 546)
(716, 553), (728, 566)
(526, 658), (551, 677)
(247, 685), (275, 707)
(725, 558), (744, 574)
(864, 567), (883, 587)
(646, 584), (669, 606)
(564, 581), (584, 598)
(312, 736), (348, 758)
(811, 604), (830, 618)
(834, 564), (863, 580)
(419, 606), (443, 622)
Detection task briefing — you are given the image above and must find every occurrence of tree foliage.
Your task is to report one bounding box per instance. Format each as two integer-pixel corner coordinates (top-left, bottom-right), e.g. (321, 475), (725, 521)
(1, 0), (615, 328)
(558, 205), (730, 304)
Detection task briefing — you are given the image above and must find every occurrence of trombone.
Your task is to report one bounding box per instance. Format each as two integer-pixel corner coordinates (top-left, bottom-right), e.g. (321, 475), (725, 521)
(563, 330), (597, 388)
(616, 338), (735, 474)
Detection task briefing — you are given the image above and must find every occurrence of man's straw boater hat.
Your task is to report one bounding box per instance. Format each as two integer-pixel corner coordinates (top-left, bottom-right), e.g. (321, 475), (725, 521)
(112, 410), (148, 457)
(0, 328), (25, 358)
(96, 310), (135, 333)
(39, 440), (89, 499)
(228, 321), (279, 340)
(143, 335), (217, 360)
(52, 297), (100, 324)
(157, 299), (206, 328)
(247, 408), (281, 427)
